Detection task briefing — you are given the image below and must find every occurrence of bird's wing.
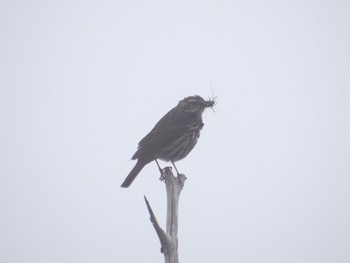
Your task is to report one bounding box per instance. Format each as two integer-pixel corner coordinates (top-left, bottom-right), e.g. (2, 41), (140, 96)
(132, 107), (195, 160)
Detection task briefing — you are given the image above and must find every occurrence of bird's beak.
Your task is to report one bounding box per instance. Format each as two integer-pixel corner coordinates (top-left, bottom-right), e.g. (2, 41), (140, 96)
(205, 100), (215, 108)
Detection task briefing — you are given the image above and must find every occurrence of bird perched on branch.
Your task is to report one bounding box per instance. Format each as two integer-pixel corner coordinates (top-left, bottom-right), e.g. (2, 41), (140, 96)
(121, 95), (215, 188)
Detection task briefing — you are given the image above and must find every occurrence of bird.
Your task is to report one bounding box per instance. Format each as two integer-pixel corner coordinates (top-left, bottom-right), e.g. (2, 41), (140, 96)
(121, 95), (215, 188)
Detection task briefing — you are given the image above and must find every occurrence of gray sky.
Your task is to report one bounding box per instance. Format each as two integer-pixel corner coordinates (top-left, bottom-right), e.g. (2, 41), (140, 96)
(1, 0), (350, 262)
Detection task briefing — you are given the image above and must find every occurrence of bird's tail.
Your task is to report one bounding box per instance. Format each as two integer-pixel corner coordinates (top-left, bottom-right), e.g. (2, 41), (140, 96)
(121, 160), (146, 188)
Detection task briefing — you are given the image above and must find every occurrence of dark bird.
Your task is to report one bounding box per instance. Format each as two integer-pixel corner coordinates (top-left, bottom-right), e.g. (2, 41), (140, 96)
(121, 95), (215, 188)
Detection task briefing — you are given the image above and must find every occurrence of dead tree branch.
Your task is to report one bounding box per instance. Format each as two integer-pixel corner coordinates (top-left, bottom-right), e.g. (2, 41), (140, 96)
(144, 167), (187, 263)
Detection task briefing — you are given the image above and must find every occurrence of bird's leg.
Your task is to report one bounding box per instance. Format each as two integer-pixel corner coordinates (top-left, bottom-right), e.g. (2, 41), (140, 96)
(171, 161), (180, 176)
(155, 159), (166, 181)
(155, 159), (162, 172)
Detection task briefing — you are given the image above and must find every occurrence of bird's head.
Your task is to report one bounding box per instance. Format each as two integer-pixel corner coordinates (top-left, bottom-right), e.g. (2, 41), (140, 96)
(178, 95), (216, 114)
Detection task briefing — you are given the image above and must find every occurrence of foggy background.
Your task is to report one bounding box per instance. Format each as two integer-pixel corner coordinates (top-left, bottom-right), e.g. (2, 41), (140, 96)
(1, 0), (349, 262)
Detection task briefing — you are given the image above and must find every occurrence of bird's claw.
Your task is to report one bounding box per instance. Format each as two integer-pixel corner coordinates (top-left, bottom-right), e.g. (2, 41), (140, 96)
(159, 167), (172, 182)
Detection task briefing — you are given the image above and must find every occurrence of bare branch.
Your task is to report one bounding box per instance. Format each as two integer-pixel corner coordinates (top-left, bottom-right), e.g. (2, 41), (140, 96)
(144, 167), (186, 263)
